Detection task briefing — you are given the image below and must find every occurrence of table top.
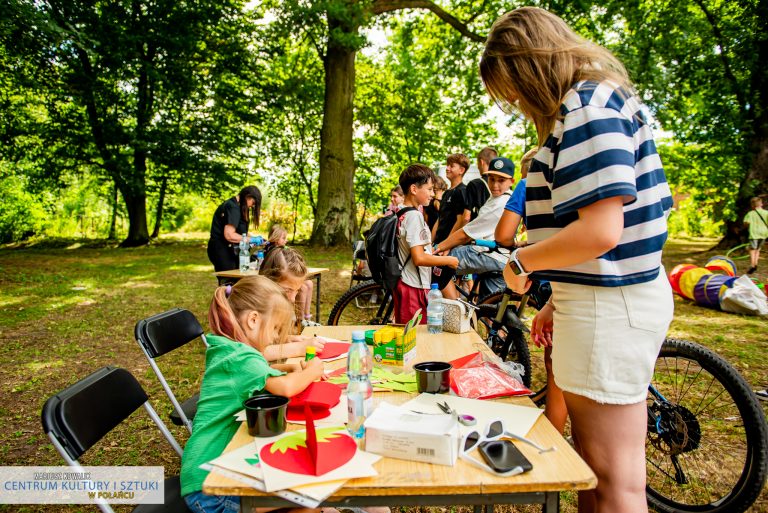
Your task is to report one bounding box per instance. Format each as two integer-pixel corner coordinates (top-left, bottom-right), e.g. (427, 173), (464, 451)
(202, 325), (596, 498)
(214, 267), (330, 280)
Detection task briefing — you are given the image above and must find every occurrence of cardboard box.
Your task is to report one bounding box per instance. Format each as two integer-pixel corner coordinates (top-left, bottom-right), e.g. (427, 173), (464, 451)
(364, 402), (458, 466)
(364, 327), (417, 366)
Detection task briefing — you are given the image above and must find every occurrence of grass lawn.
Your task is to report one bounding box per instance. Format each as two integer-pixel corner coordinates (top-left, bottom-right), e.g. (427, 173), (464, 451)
(0, 234), (765, 512)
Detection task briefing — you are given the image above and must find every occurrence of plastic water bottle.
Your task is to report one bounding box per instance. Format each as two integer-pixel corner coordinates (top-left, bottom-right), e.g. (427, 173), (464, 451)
(347, 330), (373, 445)
(427, 283), (444, 334)
(255, 251), (265, 272)
(239, 233), (250, 272)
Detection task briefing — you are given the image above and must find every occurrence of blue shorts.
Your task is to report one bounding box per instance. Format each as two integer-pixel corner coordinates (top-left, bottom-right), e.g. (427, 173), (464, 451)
(184, 492), (239, 513)
(432, 246), (505, 297)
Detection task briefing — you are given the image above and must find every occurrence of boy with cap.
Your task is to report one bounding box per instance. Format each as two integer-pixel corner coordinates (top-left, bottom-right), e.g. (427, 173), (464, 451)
(433, 156), (516, 299)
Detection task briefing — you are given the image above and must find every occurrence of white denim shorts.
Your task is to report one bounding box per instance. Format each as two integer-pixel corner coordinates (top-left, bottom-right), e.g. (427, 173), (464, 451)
(550, 269), (674, 405)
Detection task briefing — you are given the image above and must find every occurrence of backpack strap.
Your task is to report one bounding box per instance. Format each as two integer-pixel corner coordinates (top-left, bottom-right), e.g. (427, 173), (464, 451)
(395, 207), (423, 288)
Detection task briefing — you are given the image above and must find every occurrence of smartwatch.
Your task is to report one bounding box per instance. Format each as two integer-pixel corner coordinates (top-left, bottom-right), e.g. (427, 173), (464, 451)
(507, 248), (530, 277)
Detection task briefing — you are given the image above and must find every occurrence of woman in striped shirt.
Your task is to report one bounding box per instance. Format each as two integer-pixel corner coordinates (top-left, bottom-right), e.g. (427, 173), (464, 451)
(481, 7), (674, 513)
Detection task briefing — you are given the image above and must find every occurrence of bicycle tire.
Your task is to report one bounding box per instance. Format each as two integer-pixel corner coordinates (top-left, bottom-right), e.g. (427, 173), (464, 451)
(474, 304), (532, 388)
(326, 280), (390, 326)
(476, 291), (547, 399)
(646, 338), (768, 513)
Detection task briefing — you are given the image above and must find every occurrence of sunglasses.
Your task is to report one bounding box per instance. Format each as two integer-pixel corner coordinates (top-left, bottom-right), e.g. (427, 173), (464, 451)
(459, 419), (524, 477)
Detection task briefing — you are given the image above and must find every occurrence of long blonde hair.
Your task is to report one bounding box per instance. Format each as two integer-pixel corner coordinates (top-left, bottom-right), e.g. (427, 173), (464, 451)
(480, 7), (632, 145)
(208, 275), (293, 346)
(260, 246), (308, 282)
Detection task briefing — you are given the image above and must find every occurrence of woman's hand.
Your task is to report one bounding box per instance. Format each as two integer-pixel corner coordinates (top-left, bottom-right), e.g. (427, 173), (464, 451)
(503, 262), (531, 294)
(531, 303), (554, 348)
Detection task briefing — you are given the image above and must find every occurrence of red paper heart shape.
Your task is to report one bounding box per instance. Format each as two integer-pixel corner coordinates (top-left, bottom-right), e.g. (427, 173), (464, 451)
(289, 381), (341, 409)
(317, 341), (350, 360)
(286, 406), (331, 421)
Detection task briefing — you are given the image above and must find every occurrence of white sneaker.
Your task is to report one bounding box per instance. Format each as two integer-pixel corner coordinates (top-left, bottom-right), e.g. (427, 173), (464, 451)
(301, 318), (321, 327)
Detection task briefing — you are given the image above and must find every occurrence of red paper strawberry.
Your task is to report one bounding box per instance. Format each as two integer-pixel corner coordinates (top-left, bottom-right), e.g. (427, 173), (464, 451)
(259, 426), (356, 475)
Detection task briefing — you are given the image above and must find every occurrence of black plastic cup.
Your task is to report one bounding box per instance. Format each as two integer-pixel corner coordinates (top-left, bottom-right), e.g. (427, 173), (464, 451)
(414, 361), (452, 393)
(243, 394), (289, 437)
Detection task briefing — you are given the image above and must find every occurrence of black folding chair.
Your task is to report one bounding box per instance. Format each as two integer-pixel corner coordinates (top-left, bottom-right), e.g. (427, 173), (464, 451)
(135, 308), (209, 433)
(41, 366), (189, 513)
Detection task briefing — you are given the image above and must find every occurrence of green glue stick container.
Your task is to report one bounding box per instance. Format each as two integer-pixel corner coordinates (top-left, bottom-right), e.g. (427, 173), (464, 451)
(305, 346), (316, 361)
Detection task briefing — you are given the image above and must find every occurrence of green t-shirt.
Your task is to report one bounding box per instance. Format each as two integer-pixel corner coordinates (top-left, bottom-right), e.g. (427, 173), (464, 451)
(743, 208), (768, 240)
(180, 334), (284, 496)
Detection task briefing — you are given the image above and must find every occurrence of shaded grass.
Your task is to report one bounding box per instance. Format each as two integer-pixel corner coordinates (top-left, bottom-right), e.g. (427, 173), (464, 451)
(0, 235), (765, 512)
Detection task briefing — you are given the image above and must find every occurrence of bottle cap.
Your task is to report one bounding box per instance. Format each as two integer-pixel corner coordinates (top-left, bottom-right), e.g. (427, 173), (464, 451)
(431, 283), (439, 289)
(257, 251), (264, 258)
(351, 330), (366, 342)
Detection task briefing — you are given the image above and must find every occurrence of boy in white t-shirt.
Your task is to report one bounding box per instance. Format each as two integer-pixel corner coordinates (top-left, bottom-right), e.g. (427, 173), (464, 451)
(394, 164), (459, 324)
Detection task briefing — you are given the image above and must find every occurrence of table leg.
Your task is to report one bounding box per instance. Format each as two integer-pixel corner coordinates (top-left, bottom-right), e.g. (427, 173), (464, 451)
(542, 492), (559, 512)
(315, 273), (321, 322)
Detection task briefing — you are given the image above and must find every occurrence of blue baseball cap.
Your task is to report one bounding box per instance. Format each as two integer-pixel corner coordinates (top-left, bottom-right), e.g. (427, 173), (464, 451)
(486, 157), (515, 178)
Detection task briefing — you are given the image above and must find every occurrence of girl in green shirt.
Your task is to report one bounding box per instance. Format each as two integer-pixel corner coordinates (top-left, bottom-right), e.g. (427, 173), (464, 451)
(181, 275), (325, 513)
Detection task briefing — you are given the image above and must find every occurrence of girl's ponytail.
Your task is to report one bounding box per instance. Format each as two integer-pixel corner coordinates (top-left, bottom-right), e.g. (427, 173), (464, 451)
(208, 276), (293, 345)
(208, 286), (249, 343)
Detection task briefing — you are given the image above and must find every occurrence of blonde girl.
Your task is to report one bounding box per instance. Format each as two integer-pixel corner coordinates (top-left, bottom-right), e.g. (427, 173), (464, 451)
(263, 235), (317, 326)
(482, 7), (673, 513)
(180, 276), (324, 513)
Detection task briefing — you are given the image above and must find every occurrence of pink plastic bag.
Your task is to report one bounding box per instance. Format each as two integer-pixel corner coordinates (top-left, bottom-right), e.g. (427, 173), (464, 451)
(449, 352), (531, 399)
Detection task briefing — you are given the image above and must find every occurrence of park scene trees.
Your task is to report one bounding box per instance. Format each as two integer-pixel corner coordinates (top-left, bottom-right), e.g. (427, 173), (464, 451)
(2, 0), (764, 247)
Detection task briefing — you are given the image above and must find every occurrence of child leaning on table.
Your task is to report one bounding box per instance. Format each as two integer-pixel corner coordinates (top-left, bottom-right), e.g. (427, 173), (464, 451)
(180, 275), (325, 513)
(393, 164), (459, 324)
(264, 227), (318, 326)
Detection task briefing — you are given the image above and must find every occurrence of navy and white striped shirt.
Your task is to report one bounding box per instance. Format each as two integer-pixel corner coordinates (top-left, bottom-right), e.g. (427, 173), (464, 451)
(526, 80), (673, 287)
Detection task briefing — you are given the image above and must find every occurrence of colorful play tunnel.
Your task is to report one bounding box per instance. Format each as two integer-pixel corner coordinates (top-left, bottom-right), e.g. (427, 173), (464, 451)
(668, 256), (741, 309)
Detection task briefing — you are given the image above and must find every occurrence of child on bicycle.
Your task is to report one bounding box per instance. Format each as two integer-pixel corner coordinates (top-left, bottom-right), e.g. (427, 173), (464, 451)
(394, 164), (458, 324)
(432, 157), (515, 299)
(482, 7), (673, 512)
(264, 227), (318, 326)
(743, 196), (767, 274)
(180, 275), (324, 513)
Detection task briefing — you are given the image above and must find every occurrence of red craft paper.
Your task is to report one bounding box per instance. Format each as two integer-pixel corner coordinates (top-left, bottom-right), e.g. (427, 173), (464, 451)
(317, 341), (350, 360)
(259, 403), (357, 476)
(286, 406), (332, 421)
(289, 381), (341, 409)
(449, 351), (531, 399)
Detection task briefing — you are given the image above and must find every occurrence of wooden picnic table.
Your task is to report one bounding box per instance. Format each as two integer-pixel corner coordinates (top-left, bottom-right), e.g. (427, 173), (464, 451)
(214, 267), (330, 321)
(203, 325), (596, 512)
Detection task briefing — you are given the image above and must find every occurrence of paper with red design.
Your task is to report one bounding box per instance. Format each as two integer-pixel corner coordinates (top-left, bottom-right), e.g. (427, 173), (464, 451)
(316, 341), (350, 361)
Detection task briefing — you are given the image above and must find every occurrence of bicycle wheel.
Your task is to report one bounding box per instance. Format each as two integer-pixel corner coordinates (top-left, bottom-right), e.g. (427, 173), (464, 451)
(474, 304), (532, 389)
(326, 280), (391, 326)
(476, 292), (547, 399)
(646, 338), (768, 513)
(725, 243), (751, 261)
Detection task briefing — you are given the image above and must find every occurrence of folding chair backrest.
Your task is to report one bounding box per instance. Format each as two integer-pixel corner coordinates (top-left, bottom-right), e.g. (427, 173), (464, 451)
(42, 366), (149, 461)
(135, 308), (205, 358)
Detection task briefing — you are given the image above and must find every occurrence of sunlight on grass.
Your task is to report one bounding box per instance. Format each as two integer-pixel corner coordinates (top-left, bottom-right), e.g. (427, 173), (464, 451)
(122, 281), (160, 289)
(0, 295), (31, 308)
(24, 360), (65, 372)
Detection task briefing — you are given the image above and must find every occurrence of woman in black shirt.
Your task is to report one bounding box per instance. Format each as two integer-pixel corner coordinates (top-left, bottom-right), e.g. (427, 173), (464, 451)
(207, 186), (262, 271)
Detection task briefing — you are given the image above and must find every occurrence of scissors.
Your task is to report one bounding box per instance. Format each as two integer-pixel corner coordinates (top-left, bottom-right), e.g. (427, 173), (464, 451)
(436, 400), (477, 426)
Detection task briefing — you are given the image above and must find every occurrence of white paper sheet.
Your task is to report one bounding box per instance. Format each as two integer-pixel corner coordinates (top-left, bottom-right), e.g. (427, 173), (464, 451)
(401, 393), (542, 437)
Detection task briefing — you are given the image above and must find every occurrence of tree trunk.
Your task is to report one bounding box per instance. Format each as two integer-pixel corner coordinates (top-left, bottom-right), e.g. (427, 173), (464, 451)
(311, 18), (358, 247)
(119, 186), (150, 247)
(150, 175), (168, 239)
(108, 180), (118, 241)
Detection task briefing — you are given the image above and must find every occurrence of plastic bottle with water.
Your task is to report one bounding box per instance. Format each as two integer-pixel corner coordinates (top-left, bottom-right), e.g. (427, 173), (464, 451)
(347, 330), (373, 445)
(253, 250), (265, 273)
(427, 283), (444, 334)
(239, 234), (250, 272)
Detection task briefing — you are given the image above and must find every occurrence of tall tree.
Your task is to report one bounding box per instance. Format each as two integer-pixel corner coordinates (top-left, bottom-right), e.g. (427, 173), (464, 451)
(2, 0), (261, 246)
(603, 0), (768, 244)
(276, 0), (489, 246)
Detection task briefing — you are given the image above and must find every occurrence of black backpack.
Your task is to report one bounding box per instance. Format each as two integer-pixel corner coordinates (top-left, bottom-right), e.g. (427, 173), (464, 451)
(365, 207), (417, 291)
